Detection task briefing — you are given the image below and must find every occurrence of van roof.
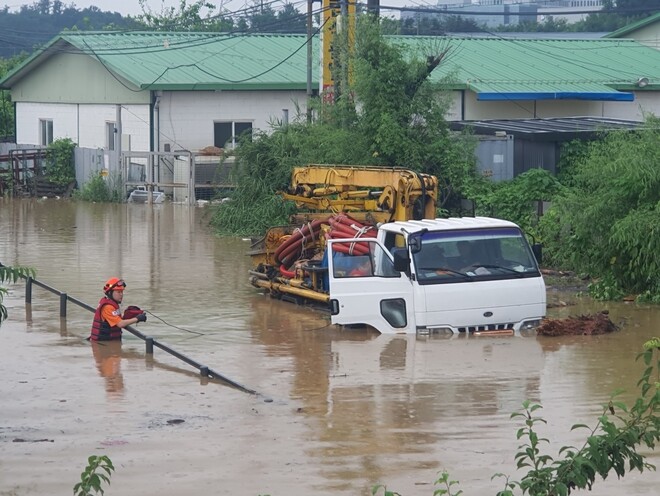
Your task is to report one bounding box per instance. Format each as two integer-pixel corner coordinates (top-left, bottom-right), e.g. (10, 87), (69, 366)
(380, 217), (520, 235)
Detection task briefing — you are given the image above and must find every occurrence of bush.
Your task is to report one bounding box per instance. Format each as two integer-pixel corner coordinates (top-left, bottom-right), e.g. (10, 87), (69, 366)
(45, 138), (76, 186)
(538, 119), (660, 296)
(74, 173), (123, 203)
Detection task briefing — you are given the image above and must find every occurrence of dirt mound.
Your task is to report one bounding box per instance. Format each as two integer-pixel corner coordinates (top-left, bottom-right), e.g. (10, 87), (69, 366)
(198, 146), (223, 156)
(537, 311), (619, 337)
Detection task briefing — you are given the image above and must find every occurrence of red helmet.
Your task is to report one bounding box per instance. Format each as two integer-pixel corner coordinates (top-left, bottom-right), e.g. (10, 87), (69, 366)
(103, 277), (126, 293)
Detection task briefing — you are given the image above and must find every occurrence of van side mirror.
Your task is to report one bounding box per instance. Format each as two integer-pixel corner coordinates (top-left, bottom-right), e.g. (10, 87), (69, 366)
(392, 248), (410, 272)
(408, 236), (422, 254)
(532, 243), (543, 265)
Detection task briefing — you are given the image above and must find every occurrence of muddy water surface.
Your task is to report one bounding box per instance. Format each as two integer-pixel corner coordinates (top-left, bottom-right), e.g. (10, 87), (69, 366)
(0, 198), (658, 496)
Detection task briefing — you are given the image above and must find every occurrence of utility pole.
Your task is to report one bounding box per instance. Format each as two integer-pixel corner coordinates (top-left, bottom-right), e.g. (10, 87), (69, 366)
(115, 104), (122, 178)
(307, 0), (313, 122)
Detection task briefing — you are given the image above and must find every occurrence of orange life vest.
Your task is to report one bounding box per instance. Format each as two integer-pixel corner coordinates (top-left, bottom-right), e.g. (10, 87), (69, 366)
(90, 297), (122, 341)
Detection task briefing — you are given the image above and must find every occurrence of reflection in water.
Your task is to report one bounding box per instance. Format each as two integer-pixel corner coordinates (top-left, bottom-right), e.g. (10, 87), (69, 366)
(91, 341), (124, 399)
(1, 198), (658, 496)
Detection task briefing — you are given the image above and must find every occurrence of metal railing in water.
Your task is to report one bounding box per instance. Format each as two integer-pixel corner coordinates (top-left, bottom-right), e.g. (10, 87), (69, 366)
(23, 276), (267, 399)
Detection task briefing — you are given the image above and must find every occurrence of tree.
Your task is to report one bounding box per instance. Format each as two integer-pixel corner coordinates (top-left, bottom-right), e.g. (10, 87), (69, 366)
(0, 54), (28, 139)
(539, 119), (660, 296)
(615, 0), (660, 16)
(135, 0), (233, 31)
(350, 16), (479, 206)
(247, 3), (279, 32)
(212, 15), (478, 235)
(275, 3), (306, 33)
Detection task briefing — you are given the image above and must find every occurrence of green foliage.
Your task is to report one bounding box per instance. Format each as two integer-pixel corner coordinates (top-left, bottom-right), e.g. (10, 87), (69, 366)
(372, 474), (463, 496)
(637, 290), (660, 304)
(0, 4), (138, 59)
(539, 119), (660, 297)
(351, 16), (471, 183)
(400, 14), (481, 35)
(73, 455), (115, 496)
(372, 484), (401, 496)
(45, 138), (77, 186)
(0, 264), (35, 325)
(74, 173), (123, 203)
(135, 0), (233, 31)
(472, 169), (562, 238)
(555, 140), (592, 188)
(0, 53), (27, 139)
(212, 16), (477, 235)
(434, 471), (463, 496)
(587, 274), (626, 301)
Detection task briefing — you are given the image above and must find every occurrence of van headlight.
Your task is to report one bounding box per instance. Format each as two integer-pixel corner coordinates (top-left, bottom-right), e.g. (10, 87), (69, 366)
(521, 319), (543, 331)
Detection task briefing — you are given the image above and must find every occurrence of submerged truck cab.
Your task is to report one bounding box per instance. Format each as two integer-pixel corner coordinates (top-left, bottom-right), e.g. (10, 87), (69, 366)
(327, 217), (546, 335)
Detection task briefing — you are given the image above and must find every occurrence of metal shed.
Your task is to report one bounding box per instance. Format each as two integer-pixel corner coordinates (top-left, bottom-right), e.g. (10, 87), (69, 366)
(449, 117), (645, 180)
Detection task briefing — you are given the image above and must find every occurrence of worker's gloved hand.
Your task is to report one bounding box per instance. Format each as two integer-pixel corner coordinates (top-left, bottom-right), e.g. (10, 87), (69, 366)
(136, 313), (147, 323)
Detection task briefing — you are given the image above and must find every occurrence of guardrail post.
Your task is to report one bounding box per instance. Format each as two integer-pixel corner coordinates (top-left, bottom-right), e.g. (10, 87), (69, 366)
(145, 337), (154, 354)
(25, 277), (32, 304)
(59, 293), (67, 318)
(200, 366), (209, 378)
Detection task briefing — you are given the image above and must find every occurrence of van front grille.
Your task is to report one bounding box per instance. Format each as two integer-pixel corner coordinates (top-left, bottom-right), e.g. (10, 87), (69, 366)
(459, 323), (514, 333)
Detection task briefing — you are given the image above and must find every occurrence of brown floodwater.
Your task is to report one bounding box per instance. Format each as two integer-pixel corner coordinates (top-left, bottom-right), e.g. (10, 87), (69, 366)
(0, 198), (658, 496)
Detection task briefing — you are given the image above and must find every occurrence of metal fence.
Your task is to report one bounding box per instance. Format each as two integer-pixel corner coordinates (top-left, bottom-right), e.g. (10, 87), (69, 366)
(16, 274), (263, 397)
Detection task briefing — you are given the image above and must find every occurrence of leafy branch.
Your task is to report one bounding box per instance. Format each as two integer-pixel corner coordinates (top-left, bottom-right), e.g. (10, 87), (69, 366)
(73, 455), (115, 496)
(0, 263), (35, 325)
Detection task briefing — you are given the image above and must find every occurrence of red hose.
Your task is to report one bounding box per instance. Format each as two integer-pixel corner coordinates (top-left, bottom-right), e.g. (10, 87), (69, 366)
(279, 264), (296, 278)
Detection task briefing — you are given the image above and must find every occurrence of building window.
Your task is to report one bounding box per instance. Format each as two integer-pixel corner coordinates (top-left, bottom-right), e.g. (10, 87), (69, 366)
(40, 119), (53, 146)
(213, 121), (253, 149)
(106, 122), (116, 151)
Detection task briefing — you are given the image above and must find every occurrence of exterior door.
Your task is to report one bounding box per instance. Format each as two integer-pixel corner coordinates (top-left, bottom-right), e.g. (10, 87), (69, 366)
(327, 239), (415, 334)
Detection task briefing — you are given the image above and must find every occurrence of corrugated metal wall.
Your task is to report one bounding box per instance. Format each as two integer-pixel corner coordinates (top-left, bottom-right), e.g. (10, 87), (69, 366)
(474, 135), (514, 181)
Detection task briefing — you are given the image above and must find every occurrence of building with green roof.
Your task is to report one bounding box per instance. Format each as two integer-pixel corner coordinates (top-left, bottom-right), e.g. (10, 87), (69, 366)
(606, 12), (660, 50)
(2, 31), (660, 154)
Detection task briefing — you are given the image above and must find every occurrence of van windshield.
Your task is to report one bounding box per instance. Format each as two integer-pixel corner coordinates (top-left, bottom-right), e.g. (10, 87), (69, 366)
(411, 227), (540, 284)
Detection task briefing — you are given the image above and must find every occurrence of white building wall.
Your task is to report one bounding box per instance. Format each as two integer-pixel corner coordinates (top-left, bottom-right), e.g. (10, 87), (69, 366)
(446, 92), (463, 121)
(603, 92), (660, 120)
(15, 102), (150, 150)
(157, 90), (308, 152)
(618, 24), (660, 51)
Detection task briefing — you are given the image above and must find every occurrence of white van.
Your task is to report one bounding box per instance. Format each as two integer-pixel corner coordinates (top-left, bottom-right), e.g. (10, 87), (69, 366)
(327, 217), (546, 335)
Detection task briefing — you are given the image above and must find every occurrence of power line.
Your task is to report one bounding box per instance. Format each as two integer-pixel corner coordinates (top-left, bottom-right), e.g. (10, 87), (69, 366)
(376, 4), (660, 17)
(79, 10), (330, 93)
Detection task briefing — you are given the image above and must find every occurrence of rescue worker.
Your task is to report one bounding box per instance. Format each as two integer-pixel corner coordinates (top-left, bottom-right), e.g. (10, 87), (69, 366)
(89, 277), (146, 341)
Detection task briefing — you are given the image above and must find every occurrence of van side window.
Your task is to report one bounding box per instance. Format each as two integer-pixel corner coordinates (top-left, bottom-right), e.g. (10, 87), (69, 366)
(332, 242), (399, 278)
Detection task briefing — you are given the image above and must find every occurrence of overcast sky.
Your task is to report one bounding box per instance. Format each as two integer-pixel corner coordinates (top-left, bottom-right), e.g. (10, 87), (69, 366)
(5, 1), (418, 18)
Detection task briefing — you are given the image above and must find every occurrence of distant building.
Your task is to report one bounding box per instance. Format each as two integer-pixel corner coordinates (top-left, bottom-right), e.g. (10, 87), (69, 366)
(400, 0), (604, 29)
(538, 0), (604, 23)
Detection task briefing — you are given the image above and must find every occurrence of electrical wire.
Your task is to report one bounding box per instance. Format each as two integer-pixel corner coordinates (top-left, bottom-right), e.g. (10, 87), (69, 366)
(145, 309), (206, 335)
(80, 10), (330, 93)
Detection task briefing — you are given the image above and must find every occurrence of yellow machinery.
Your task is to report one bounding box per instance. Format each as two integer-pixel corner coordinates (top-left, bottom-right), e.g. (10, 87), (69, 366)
(248, 164), (438, 304)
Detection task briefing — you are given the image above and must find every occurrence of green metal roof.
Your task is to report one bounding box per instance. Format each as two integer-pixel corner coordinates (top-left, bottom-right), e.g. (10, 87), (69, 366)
(393, 36), (660, 100)
(1, 31), (319, 91)
(2, 31), (660, 101)
(605, 12), (660, 39)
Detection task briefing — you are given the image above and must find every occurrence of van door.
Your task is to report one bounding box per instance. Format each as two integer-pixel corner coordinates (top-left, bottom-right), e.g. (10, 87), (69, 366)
(327, 238), (415, 334)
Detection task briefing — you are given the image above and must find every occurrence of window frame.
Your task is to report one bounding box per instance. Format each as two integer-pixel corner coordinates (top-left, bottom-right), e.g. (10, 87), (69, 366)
(106, 122), (116, 151)
(213, 120), (253, 149)
(39, 119), (53, 146)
